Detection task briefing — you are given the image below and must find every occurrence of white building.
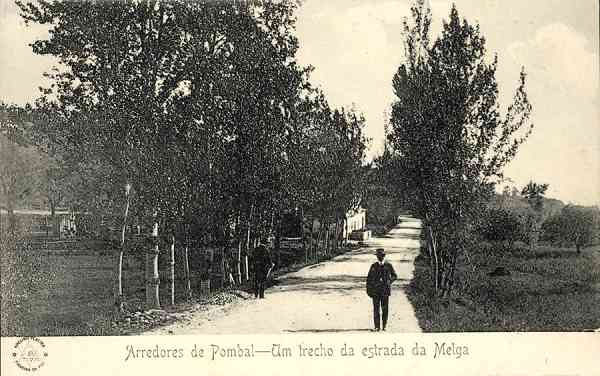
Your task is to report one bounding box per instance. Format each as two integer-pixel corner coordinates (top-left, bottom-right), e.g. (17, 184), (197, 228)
(343, 207), (367, 239)
(304, 207), (367, 239)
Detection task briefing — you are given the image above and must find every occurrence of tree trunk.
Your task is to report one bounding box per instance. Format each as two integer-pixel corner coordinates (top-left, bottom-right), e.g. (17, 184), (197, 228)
(275, 213), (281, 267)
(322, 224), (327, 256)
(322, 225), (326, 256)
(304, 218), (309, 264)
(114, 183), (130, 315)
(334, 220), (339, 251)
(441, 245), (458, 298)
(269, 211), (275, 239)
(327, 221), (332, 253)
(318, 224), (324, 258)
(325, 223), (330, 254)
(316, 219), (321, 256)
(325, 221), (330, 254)
(330, 221), (334, 252)
(424, 231), (433, 259)
(221, 244), (227, 287)
(235, 212), (242, 285)
(184, 225), (192, 300)
(256, 210), (263, 243)
(233, 211), (242, 284)
(7, 205), (16, 235)
(311, 220), (316, 261)
(426, 225), (440, 293)
(529, 217), (541, 251)
(236, 243), (242, 285)
(244, 204), (254, 282)
(169, 234), (175, 306)
(145, 213), (160, 309)
(1, 174), (17, 234)
(50, 205), (58, 238)
(317, 221), (325, 259)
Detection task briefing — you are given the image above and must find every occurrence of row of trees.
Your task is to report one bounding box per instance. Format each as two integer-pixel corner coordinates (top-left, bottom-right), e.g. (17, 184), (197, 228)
(3, 0), (368, 312)
(380, 1), (534, 297)
(478, 186), (600, 253)
(542, 205), (599, 253)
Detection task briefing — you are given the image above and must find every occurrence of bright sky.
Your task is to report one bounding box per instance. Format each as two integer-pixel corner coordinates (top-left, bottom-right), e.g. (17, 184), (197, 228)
(1, 1), (598, 206)
(294, 0), (599, 206)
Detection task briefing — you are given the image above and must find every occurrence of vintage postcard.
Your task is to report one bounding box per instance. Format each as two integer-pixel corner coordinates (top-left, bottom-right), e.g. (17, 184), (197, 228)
(1, 0), (599, 375)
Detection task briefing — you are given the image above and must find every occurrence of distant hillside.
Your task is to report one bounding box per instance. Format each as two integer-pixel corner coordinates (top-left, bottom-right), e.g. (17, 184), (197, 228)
(490, 194), (565, 218)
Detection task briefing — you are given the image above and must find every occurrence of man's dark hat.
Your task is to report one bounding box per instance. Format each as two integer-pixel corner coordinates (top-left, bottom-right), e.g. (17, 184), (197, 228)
(376, 248), (385, 256)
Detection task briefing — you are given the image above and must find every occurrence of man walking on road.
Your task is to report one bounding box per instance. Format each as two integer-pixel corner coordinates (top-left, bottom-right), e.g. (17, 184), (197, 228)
(252, 241), (274, 299)
(366, 248), (398, 331)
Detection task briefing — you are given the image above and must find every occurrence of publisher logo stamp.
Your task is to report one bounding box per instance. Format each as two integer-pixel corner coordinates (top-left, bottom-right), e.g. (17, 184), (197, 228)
(12, 337), (48, 372)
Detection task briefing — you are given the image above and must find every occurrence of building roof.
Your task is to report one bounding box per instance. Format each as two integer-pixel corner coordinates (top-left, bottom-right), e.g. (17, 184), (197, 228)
(0, 209), (72, 216)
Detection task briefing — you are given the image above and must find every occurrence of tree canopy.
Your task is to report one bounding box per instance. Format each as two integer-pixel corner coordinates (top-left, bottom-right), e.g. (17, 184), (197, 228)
(382, 1), (533, 295)
(15, 0), (369, 308)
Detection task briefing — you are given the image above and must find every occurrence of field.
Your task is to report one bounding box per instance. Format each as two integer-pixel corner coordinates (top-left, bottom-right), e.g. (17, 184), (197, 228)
(0, 242), (212, 336)
(0, 234), (353, 336)
(0, 249), (167, 336)
(407, 243), (600, 332)
(2, 252), (113, 336)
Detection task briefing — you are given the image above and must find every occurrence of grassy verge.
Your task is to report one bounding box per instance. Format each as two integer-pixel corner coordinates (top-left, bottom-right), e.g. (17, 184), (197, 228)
(407, 242), (600, 331)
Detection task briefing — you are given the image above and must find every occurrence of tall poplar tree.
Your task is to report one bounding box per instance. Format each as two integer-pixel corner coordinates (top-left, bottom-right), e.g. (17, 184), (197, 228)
(386, 1), (533, 296)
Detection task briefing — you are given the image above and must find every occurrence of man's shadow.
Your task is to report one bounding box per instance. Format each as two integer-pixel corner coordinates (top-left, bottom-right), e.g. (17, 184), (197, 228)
(283, 328), (373, 333)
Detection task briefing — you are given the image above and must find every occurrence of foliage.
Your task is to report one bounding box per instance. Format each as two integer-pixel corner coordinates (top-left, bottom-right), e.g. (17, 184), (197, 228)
(383, 0), (533, 296)
(477, 207), (525, 245)
(16, 0), (368, 307)
(521, 181), (549, 212)
(519, 180), (549, 250)
(362, 163), (400, 226)
(492, 188), (564, 219)
(542, 205), (600, 252)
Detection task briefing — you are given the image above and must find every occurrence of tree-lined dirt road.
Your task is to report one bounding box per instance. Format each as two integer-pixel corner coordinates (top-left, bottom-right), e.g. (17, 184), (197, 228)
(147, 217), (423, 335)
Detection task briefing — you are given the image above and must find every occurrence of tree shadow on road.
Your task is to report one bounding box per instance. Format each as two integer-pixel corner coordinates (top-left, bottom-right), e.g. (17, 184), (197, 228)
(346, 247), (421, 256)
(372, 233), (421, 240)
(271, 274), (412, 294)
(279, 275), (367, 285)
(389, 225), (422, 230)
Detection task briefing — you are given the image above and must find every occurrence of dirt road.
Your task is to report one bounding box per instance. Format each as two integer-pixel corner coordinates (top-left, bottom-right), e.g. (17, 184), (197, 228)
(146, 217), (423, 334)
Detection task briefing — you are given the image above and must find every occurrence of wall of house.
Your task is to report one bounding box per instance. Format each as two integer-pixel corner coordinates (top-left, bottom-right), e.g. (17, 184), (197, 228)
(0, 209), (76, 238)
(343, 209), (366, 239)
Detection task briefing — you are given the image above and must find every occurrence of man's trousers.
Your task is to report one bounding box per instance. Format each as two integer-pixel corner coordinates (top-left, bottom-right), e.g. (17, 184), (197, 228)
(255, 278), (266, 299)
(372, 295), (389, 330)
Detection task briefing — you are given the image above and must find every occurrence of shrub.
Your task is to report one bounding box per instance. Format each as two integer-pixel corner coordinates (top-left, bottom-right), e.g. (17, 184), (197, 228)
(477, 208), (525, 245)
(542, 205), (600, 252)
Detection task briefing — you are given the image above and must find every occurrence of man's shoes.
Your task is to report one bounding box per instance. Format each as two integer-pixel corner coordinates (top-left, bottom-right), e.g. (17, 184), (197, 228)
(373, 328), (380, 332)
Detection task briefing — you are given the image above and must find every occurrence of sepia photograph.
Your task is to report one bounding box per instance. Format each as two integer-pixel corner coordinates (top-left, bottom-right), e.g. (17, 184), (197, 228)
(1, 0), (599, 349)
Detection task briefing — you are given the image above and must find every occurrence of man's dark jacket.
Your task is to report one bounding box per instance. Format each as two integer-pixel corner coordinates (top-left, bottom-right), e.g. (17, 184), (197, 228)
(366, 261), (398, 297)
(253, 245), (272, 281)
